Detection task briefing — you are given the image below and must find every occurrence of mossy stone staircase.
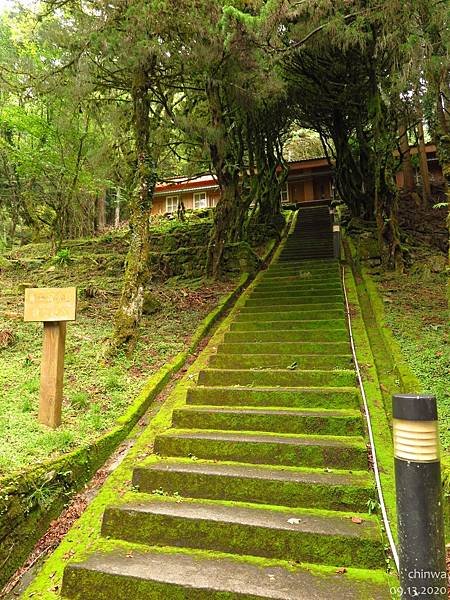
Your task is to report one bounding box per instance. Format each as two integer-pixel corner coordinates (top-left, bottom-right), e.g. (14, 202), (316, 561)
(61, 206), (390, 599)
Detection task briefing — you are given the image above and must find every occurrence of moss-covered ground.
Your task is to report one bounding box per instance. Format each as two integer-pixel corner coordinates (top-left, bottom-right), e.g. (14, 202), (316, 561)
(0, 230), (235, 475)
(376, 270), (449, 449)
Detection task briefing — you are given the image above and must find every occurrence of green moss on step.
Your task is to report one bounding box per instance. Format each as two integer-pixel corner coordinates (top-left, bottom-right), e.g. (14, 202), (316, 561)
(154, 429), (368, 470)
(171, 407), (363, 436)
(101, 499), (385, 569)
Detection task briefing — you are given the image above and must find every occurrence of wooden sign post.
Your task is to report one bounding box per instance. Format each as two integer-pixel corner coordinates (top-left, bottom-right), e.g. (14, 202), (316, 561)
(24, 287), (77, 428)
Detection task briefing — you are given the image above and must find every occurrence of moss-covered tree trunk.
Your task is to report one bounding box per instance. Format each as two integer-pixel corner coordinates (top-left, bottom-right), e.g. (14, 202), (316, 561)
(111, 68), (157, 354)
(398, 122), (416, 192)
(374, 167), (403, 271)
(205, 79), (245, 277)
(255, 132), (285, 230)
(434, 91), (450, 297)
(416, 117), (431, 204)
(207, 174), (243, 277)
(332, 119), (374, 219)
(368, 54), (403, 272)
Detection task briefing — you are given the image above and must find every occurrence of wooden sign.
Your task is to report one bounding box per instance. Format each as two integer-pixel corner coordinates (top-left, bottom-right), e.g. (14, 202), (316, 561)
(23, 287), (77, 429)
(24, 287), (77, 322)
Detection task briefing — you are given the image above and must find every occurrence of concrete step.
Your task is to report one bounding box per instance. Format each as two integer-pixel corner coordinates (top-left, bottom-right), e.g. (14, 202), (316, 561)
(263, 270), (340, 281)
(209, 352), (352, 370)
(278, 252), (334, 259)
(62, 547), (391, 600)
(263, 263), (338, 272)
(133, 459), (373, 511)
(101, 499), (384, 568)
(223, 330), (349, 343)
(280, 245), (333, 250)
(154, 429), (367, 469)
(270, 259), (339, 268)
(248, 293), (342, 303)
(172, 405), (363, 436)
(229, 320), (346, 332)
(261, 270), (340, 279)
(186, 386), (360, 409)
(281, 244), (334, 251)
(243, 299), (344, 310)
(263, 269), (338, 276)
(251, 279), (341, 288)
(256, 276), (341, 286)
(255, 277), (341, 286)
(252, 279), (342, 288)
(244, 294), (342, 306)
(216, 341), (350, 354)
(250, 286), (341, 295)
(197, 368), (355, 388)
(279, 258), (337, 265)
(272, 251), (340, 262)
(280, 248), (334, 255)
(279, 254), (335, 261)
(242, 287), (343, 300)
(237, 307), (345, 318)
(277, 257), (337, 264)
(269, 257), (340, 275)
(284, 242), (332, 249)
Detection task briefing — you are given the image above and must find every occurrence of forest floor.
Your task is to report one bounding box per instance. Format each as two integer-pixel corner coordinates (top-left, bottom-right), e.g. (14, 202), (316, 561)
(376, 264), (449, 449)
(0, 232), (235, 476)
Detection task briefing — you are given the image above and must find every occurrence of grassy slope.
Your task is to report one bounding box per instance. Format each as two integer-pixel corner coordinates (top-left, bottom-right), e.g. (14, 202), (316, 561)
(376, 270), (449, 449)
(0, 231), (234, 475)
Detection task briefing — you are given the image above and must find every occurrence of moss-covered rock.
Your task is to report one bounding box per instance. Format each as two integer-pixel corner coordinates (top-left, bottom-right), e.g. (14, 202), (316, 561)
(142, 292), (162, 315)
(0, 254), (12, 271)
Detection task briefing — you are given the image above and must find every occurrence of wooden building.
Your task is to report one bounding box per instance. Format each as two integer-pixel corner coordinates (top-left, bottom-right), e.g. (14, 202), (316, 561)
(282, 157), (332, 204)
(395, 143), (444, 189)
(152, 146), (442, 216)
(152, 175), (221, 215)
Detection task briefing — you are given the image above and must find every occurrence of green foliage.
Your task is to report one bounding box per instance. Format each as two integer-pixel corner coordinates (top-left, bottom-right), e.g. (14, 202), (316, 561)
(52, 248), (74, 267)
(380, 271), (450, 449)
(366, 498), (379, 516)
(0, 232), (231, 475)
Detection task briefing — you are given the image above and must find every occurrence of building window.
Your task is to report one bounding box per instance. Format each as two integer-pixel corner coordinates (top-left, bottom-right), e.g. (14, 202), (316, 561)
(193, 191), (207, 209)
(166, 195), (178, 213)
(280, 184), (289, 204)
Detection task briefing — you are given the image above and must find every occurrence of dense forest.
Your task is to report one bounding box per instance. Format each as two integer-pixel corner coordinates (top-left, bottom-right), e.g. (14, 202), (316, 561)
(0, 0), (448, 352)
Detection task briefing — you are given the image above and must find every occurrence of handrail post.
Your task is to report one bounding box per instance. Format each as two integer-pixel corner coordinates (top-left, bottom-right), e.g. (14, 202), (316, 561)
(333, 224), (340, 259)
(393, 394), (448, 599)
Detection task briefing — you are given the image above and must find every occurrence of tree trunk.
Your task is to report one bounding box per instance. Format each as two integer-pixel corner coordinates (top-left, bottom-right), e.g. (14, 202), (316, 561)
(398, 123), (416, 192)
(111, 68), (157, 354)
(96, 190), (107, 231)
(205, 79), (244, 277)
(374, 164), (403, 271)
(434, 93), (450, 277)
(115, 187), (121, 227)
(367, 48), (403, 272)
(207, 172), (242, 277)
(417, 119), (431, 205)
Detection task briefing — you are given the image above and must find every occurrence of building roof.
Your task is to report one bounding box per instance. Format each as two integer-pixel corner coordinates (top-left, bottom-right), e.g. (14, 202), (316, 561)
(154, 145), (437, 197)
(155, 174), (218, 196)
